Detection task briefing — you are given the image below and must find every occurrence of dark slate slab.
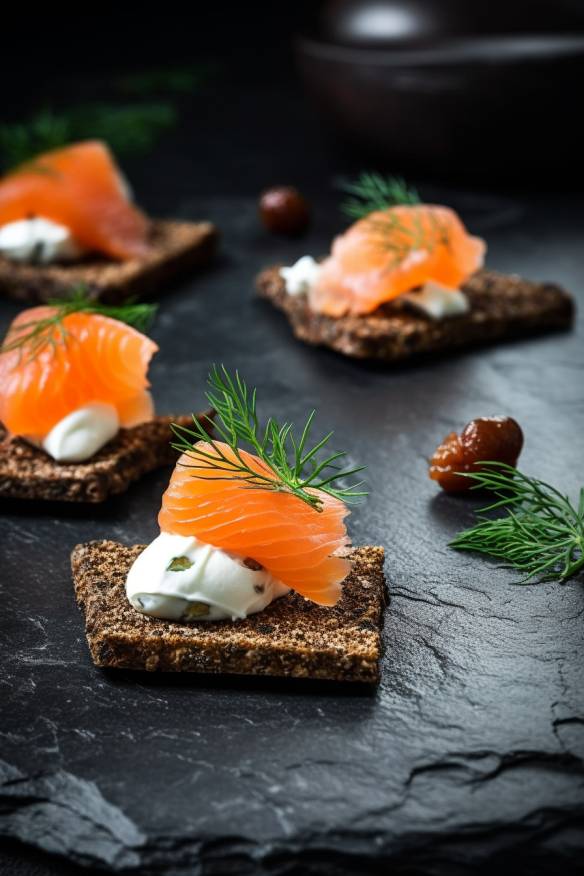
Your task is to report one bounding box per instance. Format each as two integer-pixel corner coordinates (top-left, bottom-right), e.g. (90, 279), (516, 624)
(0, 78), (583, 875)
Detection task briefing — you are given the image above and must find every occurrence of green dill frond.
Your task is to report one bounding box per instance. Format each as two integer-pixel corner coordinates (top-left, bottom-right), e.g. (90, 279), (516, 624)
(0, 103), (176, 171)
(171, 365), (367, 513)
(450, 463), (584, 584)
(0, 285), (157, 360)
(117, 63), (210, 96)
(0, 109), (72, 171)
(67, 103), (176, 156)
(339, 172), (420, 220)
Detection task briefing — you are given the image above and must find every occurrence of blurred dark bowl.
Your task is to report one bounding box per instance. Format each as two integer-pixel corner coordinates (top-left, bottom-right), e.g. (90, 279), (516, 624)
(296, 1), (584, 182)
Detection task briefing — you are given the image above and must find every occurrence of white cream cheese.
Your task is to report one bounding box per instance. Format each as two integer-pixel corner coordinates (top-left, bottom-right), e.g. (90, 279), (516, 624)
(116, 170), (133, 203)
(126, 532), (290, 622)
(280, 255), (321, 296)
(42, 403), (119, 462)
(404, 280), (470, 320)
(0, 217), (87, 264)
(280, 254), (469, 320)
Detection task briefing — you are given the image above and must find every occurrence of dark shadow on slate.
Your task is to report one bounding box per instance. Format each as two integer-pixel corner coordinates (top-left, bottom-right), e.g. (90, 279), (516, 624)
(102, 667), (379, 699)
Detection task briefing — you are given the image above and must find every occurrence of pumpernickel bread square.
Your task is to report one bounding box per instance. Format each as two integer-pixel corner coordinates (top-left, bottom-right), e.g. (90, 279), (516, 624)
(71, 541), (387, 683)
(257, 266), (574, 362)
(0, 220), (218, 304)
(0, 411), (212, 503)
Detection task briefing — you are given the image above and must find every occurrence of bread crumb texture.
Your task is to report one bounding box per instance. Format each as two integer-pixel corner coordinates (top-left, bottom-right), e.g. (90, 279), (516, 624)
(71, 541), (387, 683)
(0, 220), (218, 304)
(257, 266), (574, 361)
(0, 413), (211, 502)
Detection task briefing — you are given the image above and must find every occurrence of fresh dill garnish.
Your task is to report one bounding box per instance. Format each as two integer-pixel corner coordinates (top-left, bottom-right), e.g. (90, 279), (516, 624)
(0, 104), (176, 170)
(0, 109), (71, 171)
(337, 173), (441, 266)
(450, 463), (584, 584)
(0, 286), (157, 360)
(340, 172), (420, 220)
(0, 63), (214, 170)
(67, 103), (176, 156)
(117, 64), (209, 96)
(363, 205), (450, 270)
(171, 365), (367, 513)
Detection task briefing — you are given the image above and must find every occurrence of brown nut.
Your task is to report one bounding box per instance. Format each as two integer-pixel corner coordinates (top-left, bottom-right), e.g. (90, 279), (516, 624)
(429, 416), (524, 492)
(259, 186), (310, 235)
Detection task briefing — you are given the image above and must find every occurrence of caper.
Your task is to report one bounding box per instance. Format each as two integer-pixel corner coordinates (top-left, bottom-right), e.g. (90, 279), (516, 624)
(182, 601), (210, 620)
(167, 555), (193, 572)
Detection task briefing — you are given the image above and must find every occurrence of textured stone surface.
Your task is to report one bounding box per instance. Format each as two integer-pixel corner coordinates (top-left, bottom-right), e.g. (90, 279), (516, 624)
(1, 85), (583, 876)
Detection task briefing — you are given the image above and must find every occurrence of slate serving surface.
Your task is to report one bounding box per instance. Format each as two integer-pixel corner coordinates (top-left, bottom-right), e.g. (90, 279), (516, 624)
(0, 82), (583, 875)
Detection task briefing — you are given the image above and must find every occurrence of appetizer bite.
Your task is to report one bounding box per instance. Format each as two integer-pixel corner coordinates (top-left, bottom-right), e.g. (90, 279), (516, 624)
(0, 291), (211, 502)
(72, 367), (387, 683)
(429, 416), (524, 492)
(0, 141), (217, 303)
(257, 174), (573, 362)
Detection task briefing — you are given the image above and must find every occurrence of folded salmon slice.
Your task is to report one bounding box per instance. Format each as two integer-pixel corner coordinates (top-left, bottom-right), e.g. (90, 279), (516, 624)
(0, 141), (150, 261)
(159, 441), (351, 606)
(310, 204), (486, 316)
(0, 307), (158, 438)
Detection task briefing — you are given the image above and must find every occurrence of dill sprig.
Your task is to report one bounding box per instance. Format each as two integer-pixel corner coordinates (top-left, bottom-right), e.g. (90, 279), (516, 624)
(0, 286), (157, 360)
(364, 206), (451, 270)
(0, 104), (176, 171)
(450, 463), (584, 584)
(171, 365), (367, 513)
(340, 172), (420, 220)
(117, 63), (210, 96)
(68, 103), (176, 156)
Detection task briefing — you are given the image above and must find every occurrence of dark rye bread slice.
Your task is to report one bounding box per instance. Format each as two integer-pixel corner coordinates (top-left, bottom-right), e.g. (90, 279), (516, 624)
(257, 266), (574, 362)
(0, 220), (218, 305)
(0, 412), (211, 503)
(71, 541), (387, 683)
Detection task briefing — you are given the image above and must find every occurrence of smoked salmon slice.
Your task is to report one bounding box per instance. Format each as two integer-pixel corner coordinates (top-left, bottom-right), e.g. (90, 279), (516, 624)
(0, 307), (158, 438)
(311, 204), (486, 316)
(0, 141), (150, 261)
(159, 441), (351, 606)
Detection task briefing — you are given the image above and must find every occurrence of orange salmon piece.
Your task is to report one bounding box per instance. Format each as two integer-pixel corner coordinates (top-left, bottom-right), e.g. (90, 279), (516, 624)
(0, 307), (158, 438)
(310, 204), (485, 316)
(158, 441), (351, 606)
(0, 141), (150, 261)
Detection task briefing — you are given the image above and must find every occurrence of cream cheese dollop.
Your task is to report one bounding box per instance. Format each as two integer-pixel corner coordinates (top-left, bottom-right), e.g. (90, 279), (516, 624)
(126, 532), (290, 622)
(42, 403), (119, 462)
(403, 280), (470, 320)
(280, 255), (321, 296)
(0, 217), (87, 264)
(280, 254), (469, 320)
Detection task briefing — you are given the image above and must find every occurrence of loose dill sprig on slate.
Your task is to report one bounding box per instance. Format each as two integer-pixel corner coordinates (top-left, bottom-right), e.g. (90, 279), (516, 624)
(171, 365), (367, 512)
(339, 172), (420, 220)
(0, 286), (157, 360)
(450, 463), (584, 584)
